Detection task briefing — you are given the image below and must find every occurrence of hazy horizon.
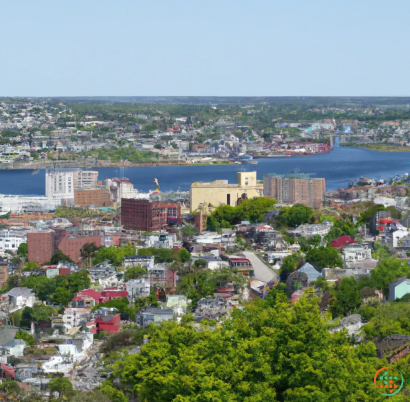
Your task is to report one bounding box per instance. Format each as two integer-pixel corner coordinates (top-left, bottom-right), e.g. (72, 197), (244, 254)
(2, 0), (410, 97)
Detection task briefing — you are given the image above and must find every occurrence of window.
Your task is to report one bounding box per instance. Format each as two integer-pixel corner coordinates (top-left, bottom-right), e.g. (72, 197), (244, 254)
(227, 194), (231, 205)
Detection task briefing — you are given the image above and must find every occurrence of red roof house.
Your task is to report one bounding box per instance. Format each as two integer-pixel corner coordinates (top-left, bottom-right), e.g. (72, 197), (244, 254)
(71, 287), (128, 307)
(330, 235), (356, 249)
(93, 312), (122, 334)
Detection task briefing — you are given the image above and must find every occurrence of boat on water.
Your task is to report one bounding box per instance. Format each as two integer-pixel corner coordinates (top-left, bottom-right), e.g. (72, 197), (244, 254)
(240, 155), (258, 165)
(267, 153), (289, 158)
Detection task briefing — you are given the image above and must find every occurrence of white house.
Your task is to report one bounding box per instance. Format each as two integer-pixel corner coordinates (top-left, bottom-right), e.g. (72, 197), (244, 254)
(63, 308), (91, 331)
(4, 288), (35, 312)
(0, 230), (27, 254)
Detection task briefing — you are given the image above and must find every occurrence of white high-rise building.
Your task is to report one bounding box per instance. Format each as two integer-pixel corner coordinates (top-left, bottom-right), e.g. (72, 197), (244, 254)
(46, 169), (99, 205)
(46, 169), (75, 205)
(74, 170), (98, 189)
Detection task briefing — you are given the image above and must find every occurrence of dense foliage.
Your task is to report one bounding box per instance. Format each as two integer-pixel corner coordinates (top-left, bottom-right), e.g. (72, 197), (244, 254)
(100, 290), (389, 401)
(8, 270), (91, 307)
(123, 266), (147, 282)
(177, 267), (247, 310)
(305, 246), (344, 269)
(361, 303), (410, 341)
(274, 204), (314, 228)
(207, 197), (277, 230)
(93, 244), (136, 266)
(137, 247), (187, 263)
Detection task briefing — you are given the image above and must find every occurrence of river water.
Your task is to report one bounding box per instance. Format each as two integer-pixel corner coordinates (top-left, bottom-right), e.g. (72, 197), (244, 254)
(1, 144), (410, 195)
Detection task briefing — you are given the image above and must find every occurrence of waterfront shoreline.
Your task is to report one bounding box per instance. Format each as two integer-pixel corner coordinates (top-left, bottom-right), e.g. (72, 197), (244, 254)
(0, 160), (234, 170)
(0, 154), (332, 170)
(340, 144), (410, 152)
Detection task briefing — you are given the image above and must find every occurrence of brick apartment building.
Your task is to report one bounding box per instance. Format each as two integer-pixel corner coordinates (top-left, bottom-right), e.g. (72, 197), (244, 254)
(74, 188), (113, 207)
(27, 231), (55, 264)
(28, 229), (120, 265)
(263, 172), (325, 209)
(57, 230), (115, 264)
(121, 199), (181, 231)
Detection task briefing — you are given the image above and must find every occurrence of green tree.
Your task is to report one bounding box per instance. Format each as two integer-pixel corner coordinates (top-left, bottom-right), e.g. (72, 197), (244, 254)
(386, 205), (403, 219)
(53, 287), (73, 306)
(361, 303), (410, 340)
(236, 197), (277, 223)
(22, 261), (39, 272)
(99, 383), (128, 402)
(368, 257), (410, 297)
(93, 244), (136, 266)
(178, 248), (190, 263)
(17, 243), (28, 257)
(80, 242), (98, 269)
(264, 282), (287, 307)
(91, 297), (136, 318)
(358, 203), (385, 224)
(137, 247), (177, 263)
(105, 289), (384, 401)
(324, 219), (357, 243)
(194, 258), (207, 269)
(71, 390), (112, 402)
(330, 277), (361, 317)
(124, 266), (147, 282)
(283, 203), (314, 227)
(49, 248), (73, 264)
(181, 225), (198, 239)
(15, 330), (35, 346)
(306, 246), (343, 269)
(298, 235), (321, 252)
(48, 377), (74, 398)
(280, 253), (301, 276)
(311, 276), (331, 294)
(207, 197), (277, 229)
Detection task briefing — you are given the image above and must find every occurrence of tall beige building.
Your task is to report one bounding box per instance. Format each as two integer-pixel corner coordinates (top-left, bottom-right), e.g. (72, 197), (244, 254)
(263, 172), (325, 208)
(190, 171), (263, 212)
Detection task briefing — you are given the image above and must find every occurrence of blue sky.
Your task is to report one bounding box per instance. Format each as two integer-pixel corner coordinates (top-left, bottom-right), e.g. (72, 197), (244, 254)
(1, 0), (409, 96)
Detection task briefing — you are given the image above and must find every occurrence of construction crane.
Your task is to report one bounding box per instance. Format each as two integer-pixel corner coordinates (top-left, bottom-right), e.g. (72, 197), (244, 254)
(153, 178), (160, 193)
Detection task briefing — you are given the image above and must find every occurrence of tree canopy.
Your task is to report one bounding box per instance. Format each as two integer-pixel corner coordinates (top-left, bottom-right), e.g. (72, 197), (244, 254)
(17, 243), (28, 257)
(101, 290), (386, 401)
(124, 266), (147, 282)
(17, 270), (90, 306)
(329, 277), (361, 318)
(93, 244), (136, 266)
(207, 197), (277, 230)
(306, 246), (343, 269)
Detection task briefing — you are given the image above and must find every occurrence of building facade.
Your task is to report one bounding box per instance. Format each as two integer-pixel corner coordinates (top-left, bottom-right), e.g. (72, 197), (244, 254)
(190, 171), (262, 212)
(45, 169), (75, 205)
(121, 199), (181, 231)
(0, 230), (27, 254)
(58, 234), (104, 264)
(263, 172), (325, 208)
(74, 188), (113, 207)
(46, 169), (99, 205)
(27, 230), (55, 264)
(74, 170), (98, 189)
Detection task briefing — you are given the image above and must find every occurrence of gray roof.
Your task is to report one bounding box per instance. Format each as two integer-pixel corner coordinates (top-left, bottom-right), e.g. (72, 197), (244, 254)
(389, 276), (409, 288)
(142, 308), (174, 316)
(125, 255), (154, 260)
(3, 339), (26, 348)
(0, 327), (19, 347)
(4, 287), (34, 298)
(297, 263), (320, 282)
